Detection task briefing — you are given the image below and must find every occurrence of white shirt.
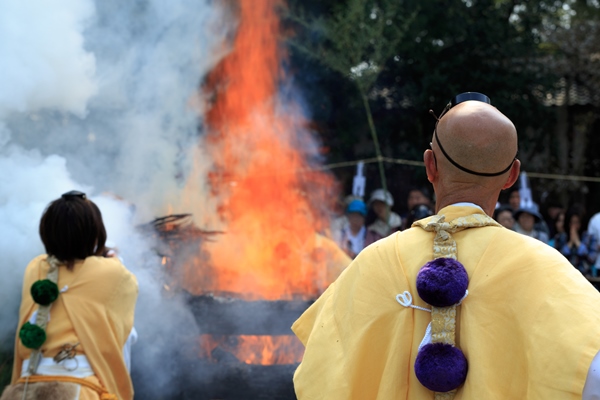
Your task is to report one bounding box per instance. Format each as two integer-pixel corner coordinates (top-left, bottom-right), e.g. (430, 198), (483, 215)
(589, 213), (600, 268)
(343, 226), (366, 256)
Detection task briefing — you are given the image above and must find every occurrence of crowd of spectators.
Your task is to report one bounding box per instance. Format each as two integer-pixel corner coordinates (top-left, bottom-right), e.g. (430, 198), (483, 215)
(493, 188), (599, 277)
(331, 184), (600, 279)
(331, 187), (433, 260)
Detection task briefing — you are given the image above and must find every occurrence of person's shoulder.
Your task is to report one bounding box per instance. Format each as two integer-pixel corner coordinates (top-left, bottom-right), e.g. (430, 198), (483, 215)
(23, 254), (48, 280)
(26, 254), (46, 263)
(84, 255), (123, 267)
(26, 254), (47, 268)
(355, 231), (399, 262)
(360, 228), (423, 262)
(494, 224), (543, 243)
(494, 226), (567, 262)
(589, 212), (600, 229)
(82, 256), (135, 280)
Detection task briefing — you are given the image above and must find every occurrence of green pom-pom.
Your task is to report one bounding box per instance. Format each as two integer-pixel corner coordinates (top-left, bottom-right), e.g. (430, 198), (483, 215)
(30, 279), (59, 305)
(19, 322), (46, 349)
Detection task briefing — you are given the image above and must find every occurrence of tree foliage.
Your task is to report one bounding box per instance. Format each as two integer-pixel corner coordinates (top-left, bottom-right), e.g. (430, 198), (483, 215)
(286, 0), (600, 211)
(288, 0), (416, 192)
(290, 0), (413, 93)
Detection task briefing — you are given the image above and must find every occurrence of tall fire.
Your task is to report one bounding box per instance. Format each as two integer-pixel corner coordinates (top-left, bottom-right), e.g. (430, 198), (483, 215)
(179, 0), (345, 302)
(154, 0), (350, 397)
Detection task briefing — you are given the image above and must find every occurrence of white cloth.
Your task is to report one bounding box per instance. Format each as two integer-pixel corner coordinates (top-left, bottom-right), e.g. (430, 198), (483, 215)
(451, 202), (484, 211)
(331, 215), (350, 249)
(346, 226), (366, 255)
(584, 350), (600, 399)
(589, 213), (600, 268)
(22, 355), (93, 378)
(21, 327), (137, 377)
(122, 326), (138, 372)
(368, 212), (402, 237)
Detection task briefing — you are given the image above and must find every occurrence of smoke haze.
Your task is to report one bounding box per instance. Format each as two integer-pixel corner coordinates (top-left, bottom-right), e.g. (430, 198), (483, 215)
(0, 0), (231, 397)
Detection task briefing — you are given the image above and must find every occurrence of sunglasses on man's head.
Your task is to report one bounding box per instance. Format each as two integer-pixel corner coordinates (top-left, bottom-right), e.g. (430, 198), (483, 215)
(429, 92), (517, 177)
(432, 92), (491, 122)
(61, 190), (87, 200)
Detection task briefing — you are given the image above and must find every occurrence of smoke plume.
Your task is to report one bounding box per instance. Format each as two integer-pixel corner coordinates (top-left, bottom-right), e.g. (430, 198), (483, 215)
(0, 0), (230, 397)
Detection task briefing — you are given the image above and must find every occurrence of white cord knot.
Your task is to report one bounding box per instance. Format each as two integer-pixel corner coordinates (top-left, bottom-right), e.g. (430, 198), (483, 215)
(396, 291), (412, 307)
(396, 291), (431, 312)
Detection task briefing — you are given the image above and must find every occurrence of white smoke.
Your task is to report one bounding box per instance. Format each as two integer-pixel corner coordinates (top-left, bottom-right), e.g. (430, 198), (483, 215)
(0, 148), (90, 344)
(0, 0), (97, 117)
(0, 0), (231, 397)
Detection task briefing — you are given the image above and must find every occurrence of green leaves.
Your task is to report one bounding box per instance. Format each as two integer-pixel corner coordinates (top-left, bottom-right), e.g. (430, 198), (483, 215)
(291, 0), (415, 94)
(286, 0), (600, 200)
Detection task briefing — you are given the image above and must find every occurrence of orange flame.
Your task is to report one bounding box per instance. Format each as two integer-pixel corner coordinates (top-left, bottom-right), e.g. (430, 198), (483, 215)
(199, 334), (304, 365)
(179, 0), (348, 300)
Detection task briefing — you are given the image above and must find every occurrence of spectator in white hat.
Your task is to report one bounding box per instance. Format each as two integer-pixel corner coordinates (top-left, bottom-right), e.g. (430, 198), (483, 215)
(364, 189), (402, 246)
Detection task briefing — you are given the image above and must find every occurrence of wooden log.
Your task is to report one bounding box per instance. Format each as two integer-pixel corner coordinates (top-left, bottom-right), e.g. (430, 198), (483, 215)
(187, 293), (313, 335)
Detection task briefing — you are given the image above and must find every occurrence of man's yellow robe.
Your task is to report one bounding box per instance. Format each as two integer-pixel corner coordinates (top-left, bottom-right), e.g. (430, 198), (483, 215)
(293, 206), (600, 399)
(11, 255), (138, 400)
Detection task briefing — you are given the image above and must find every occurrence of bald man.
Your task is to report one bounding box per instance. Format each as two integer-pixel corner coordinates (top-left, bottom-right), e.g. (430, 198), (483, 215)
(292, 93), (600, 399)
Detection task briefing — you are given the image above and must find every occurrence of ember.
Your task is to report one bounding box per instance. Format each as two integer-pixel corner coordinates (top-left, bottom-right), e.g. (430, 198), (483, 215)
(199, 335), (304, 365)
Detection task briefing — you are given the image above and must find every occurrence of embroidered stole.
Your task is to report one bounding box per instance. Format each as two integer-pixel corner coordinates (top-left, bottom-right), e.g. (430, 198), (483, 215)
(414, 213), (500, 399)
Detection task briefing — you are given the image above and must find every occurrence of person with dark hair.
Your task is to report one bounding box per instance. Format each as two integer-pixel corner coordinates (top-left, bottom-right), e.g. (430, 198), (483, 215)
(407, 187), (433, 211)
(1, 191), (138, 400)
(548, 209), (566, 248)
(292, 93), (600, 399)
(403, 203), (435, 229)
(543, 199), (565, 238)
(493, 205), (515, 230)
(401, 187), (434, 230)
(507, 187), (521, 212)
(513, 205), (549, 243)
(554, 206), (598, 276)
(364, 189), (402, 246)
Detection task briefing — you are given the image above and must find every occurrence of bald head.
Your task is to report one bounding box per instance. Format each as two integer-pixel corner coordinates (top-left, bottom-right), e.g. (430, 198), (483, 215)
(432, 101), (518, 179)
(424, 99), (521, 215)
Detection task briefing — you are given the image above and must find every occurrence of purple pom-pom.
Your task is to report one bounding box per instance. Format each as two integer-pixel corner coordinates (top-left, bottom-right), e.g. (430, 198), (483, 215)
(414, 342), (468, 392)
(416, 258), (468, 307)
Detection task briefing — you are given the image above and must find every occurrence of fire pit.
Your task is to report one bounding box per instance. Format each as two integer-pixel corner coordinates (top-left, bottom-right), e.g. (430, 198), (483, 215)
(129, 1), (349, 396)
(131, 294), (307, 399)
(190, 293), (309, 363)
(184, 293), (310, 399)
(135, 214), (319, 399)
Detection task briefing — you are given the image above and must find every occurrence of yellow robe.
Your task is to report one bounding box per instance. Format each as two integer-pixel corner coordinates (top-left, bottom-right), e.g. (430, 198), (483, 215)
(11, 255), (138, 400)
(292, 206), (600, 399)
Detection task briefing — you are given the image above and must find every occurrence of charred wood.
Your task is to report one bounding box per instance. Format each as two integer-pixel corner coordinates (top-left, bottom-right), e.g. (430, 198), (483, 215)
(187, 293), (313, 336)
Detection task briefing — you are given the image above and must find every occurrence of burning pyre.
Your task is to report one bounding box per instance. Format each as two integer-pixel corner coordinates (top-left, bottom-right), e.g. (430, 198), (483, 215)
(143, 1), (350, 396)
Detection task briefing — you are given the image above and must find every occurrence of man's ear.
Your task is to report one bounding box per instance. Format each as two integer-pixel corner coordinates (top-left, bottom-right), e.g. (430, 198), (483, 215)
(502, 159), (521, 190)
(424, 149), (437, 183)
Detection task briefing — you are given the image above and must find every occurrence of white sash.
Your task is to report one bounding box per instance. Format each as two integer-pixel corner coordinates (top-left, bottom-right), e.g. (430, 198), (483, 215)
(21, 355), (93, 379)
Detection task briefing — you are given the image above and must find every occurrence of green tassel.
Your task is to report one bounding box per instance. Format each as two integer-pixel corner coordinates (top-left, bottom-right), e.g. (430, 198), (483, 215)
(19, 322), (46, 349)
(30, 279), (59, 306)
